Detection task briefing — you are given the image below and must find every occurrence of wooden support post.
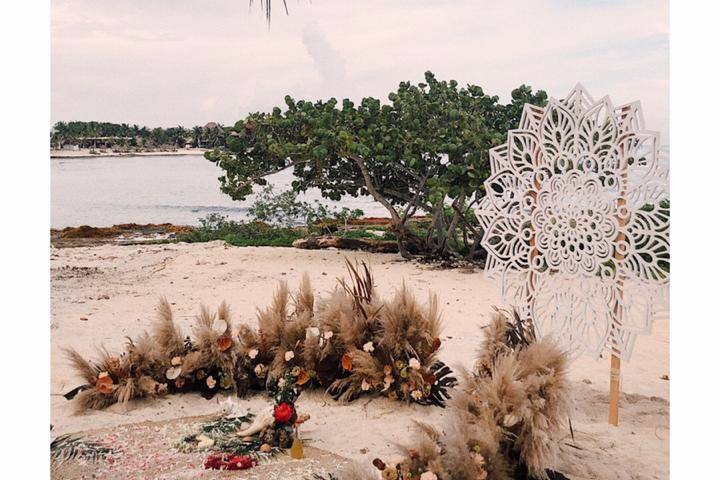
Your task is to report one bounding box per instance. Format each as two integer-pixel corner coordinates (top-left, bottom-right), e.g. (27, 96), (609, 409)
(608, 353), (621, 425)
(609, 105), (631, 426)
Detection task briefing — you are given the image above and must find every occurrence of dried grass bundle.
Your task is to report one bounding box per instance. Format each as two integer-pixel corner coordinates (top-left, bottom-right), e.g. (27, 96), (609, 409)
(379, 284), (441, 363)
(65, 299), (239, 412)
(64, 341), (166, 414)
(385, 308), (570, 480)
(235, 259), (455, 406)
(153, 297), (185, 359)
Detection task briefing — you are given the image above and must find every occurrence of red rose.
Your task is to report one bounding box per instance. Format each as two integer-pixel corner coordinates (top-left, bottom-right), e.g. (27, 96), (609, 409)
(273, 402), (294, 423)
(204, 454), (256, 470)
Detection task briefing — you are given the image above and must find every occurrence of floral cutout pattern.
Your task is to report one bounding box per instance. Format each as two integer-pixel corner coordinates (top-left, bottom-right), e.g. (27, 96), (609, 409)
(475, 85), (669, 360)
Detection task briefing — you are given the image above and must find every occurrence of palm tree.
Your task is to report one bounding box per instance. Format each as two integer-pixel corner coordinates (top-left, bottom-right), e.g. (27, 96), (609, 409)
(250, 0), (288, 23)
(191, 126), (203, 148)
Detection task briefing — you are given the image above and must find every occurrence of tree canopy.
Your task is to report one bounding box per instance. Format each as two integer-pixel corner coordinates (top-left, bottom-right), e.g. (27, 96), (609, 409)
(207, 72), (547, 259)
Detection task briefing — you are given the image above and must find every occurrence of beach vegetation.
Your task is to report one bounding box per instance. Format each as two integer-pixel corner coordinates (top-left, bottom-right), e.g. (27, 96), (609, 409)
(176, 213), (303, 247)
(206, 72), (547, 261)
(248, 185), (363, 232)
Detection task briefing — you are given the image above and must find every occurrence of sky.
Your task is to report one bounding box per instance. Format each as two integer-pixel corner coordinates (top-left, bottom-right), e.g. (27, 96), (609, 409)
(51, 0), (669, 140)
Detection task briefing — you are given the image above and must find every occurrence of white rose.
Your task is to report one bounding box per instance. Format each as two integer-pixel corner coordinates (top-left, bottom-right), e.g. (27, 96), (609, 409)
(503, 414), (519, 427)
(363, 341), (375, 353)
(278, 378), (286, 387)
(420, 472), (438, 480)
(248, 348), (259, 359)
(323, 330), (334, 340)
(196, 434), (215, 449)
(409, 358), (421, 369)
(285, 350), (295, 362)
(411, 390), (423, 400)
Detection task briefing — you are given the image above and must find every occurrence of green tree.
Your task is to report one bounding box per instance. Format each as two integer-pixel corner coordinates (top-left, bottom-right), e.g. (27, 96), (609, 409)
(206, 72), (546, 259)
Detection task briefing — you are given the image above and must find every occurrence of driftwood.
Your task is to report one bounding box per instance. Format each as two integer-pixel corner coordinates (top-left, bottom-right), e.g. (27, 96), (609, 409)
(292, 235), (399, 253)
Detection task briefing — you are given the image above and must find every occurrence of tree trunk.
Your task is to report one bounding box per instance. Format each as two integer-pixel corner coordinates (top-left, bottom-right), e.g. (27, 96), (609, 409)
(348, 154), (423, 259)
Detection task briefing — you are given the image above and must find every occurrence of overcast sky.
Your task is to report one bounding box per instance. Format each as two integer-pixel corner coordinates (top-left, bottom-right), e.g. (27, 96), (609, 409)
(52, 0), (669, 140)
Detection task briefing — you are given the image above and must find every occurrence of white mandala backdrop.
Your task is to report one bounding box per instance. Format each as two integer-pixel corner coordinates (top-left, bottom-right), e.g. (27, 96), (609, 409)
(475, 85), (669, 361)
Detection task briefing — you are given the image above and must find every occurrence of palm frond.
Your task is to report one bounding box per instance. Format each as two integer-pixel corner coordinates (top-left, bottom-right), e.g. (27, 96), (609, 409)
(338, 259), (374, 318)
(50, 434), (116, 464)
(250, 0), (289, 24)
(414, 361), (457, 407)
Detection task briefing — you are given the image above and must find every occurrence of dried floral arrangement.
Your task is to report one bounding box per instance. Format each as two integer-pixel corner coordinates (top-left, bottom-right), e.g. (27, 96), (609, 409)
(369, 308), (571, 480)
(238, 261), (457, 406)
(177, 376), (309, 471)
(64, 260), (456, 413)
(63, 299), (240, 413)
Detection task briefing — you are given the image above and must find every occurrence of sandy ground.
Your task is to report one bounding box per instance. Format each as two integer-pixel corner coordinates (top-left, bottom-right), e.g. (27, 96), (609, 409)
(50, 242), (669, 479)
(50, 148), (208, 158)
(51, 414), (353, 480)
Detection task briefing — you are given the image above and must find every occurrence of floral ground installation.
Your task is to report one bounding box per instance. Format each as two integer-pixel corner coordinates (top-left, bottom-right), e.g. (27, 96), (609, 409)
(63, 260), (456, 413)
(352, 308), (571, 480)
(50, 412), (352, 479)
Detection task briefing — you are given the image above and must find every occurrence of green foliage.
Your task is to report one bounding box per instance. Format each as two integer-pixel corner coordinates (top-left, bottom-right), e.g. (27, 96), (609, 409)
(338, 226), (396, 241)
(248, 185), (363, 232)
(207, 71), (547, 259)
(177, 213), (303, 247)
(178, 413), (281, 460)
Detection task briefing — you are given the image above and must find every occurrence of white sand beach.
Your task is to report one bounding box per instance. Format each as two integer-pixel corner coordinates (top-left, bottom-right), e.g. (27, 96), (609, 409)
(50, 243), (669, 479)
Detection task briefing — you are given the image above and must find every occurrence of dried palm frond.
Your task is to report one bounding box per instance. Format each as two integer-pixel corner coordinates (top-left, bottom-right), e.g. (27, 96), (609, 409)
(414, 361), (457, 408)
(66, 262), (456, 413)
(51, 434), (116, 464)
(338, 259), (375, 318)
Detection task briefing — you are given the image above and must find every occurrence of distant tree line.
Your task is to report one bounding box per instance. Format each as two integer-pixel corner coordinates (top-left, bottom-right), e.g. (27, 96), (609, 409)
(50, 121), (228, 150)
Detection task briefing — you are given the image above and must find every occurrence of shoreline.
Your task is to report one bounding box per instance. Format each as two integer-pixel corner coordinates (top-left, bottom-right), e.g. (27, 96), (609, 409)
(50, 148), (208, 159)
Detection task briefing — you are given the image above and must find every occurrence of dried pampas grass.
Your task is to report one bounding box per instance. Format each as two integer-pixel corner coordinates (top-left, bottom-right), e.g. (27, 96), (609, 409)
(65, 259), (456, 413)
(65, 299), (241, 412)
(383, 308), (570, 480)
(234, 259), (455, 406)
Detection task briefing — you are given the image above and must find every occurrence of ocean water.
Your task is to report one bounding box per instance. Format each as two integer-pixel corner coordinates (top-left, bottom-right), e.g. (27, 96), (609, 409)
(50, 155), (386, 228)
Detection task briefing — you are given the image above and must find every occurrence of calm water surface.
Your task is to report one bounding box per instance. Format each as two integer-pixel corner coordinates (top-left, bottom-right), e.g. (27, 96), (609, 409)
(51, 155), (384, 228)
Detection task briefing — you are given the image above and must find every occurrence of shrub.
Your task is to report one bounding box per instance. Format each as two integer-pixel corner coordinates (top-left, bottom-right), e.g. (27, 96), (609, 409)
(177, 213), (303, 247)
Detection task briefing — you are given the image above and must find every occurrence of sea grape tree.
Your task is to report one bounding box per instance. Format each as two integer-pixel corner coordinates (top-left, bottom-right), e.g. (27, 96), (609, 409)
(206, 72), (547, 259)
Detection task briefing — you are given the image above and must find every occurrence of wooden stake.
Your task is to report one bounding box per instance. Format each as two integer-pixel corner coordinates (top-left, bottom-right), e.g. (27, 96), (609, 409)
(608, 353), (621, 425)
(609, 105), (631, 426)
